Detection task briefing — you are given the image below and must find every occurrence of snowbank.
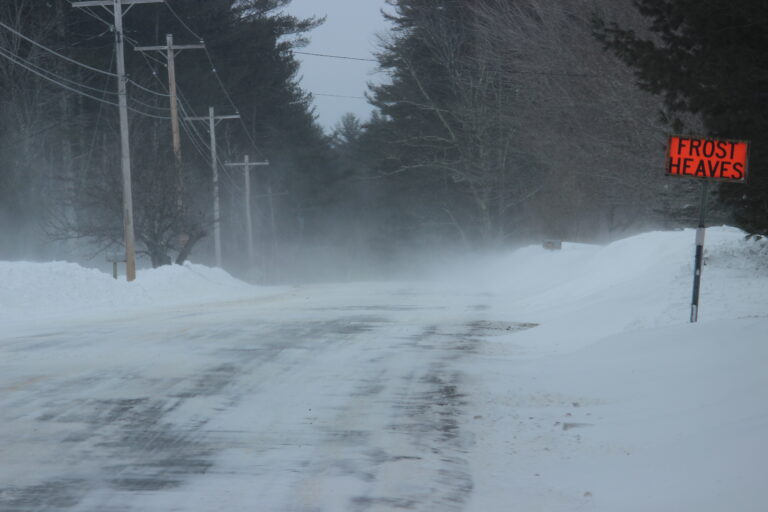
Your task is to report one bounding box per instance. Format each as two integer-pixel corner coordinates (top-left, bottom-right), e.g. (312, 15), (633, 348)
(435, 226), (768, 352)
(2, 226), (765, 335)
(456, 227), (768, 511)
(0, 261), (278, 329)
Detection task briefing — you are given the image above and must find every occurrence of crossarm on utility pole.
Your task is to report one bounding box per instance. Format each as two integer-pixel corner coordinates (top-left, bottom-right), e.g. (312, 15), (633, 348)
(133, 44), (206, 51)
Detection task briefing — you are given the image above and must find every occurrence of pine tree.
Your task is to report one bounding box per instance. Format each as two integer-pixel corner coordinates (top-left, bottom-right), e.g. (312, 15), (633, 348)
(594, 0), (768, 235)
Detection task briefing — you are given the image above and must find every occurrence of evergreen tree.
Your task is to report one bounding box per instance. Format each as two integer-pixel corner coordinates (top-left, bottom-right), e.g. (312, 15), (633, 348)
(595, 0), (768, 235)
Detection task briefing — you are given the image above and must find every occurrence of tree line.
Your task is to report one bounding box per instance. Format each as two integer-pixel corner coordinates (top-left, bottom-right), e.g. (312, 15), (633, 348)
(0, 0), (337, 276)
(1, 0), (764, 280)
(331, 0), (764, 256)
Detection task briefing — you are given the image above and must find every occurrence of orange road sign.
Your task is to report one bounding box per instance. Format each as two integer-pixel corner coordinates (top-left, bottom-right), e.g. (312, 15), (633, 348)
(666, 136), (749, 182)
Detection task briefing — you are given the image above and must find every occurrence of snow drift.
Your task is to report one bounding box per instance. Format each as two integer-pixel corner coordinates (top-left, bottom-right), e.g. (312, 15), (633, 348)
(0, 261), (278, 330)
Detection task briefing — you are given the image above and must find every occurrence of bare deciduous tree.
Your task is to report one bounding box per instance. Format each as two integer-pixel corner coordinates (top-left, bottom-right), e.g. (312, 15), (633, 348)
(470, 0), (700, 239)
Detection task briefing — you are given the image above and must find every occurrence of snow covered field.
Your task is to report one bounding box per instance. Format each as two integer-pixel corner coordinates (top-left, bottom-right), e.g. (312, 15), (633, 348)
(1, 227), (767, 511)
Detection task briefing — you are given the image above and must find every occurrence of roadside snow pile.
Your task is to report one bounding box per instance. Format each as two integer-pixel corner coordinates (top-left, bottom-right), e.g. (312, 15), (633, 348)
(454, 226), (768, 351)
(462, 227), (768, 511)
(0, 261), (274, 327)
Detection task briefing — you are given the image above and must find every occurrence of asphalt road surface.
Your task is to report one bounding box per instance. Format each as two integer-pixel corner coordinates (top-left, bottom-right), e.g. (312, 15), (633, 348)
(0, 283), (533, 511)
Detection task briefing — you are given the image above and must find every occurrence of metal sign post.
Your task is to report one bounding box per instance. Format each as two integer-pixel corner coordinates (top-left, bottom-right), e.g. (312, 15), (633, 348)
(690, 181), (709, 323)
(664, 135), (750, 323)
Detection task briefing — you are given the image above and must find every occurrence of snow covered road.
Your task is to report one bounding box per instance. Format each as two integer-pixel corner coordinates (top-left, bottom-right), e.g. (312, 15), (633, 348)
(1, 284), (519, 511)
(2, 227), (768, 511)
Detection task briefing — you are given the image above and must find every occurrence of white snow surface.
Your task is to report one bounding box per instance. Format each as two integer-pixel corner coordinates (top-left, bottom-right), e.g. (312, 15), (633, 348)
(1, 226), (767, 511)
(0, 260), (277, 329)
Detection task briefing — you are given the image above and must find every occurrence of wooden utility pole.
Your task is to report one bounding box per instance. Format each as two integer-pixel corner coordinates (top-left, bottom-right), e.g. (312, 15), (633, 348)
(225, 155), (269, 264)
(72, 0), (164, 281)
(135, 35), (204, 207)
(184, 107), (240, 267)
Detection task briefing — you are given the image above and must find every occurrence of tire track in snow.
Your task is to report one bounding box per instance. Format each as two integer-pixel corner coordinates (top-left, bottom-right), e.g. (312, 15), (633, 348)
(0, 316), (388, 511)
(286, 319), (484, 511)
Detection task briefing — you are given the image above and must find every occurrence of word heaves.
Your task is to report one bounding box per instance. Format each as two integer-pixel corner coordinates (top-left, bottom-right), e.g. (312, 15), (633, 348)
(666, 136), (749, 182)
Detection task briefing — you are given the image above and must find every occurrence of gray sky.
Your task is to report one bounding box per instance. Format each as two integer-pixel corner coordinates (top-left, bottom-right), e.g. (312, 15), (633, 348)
(282, 0), (391, 131)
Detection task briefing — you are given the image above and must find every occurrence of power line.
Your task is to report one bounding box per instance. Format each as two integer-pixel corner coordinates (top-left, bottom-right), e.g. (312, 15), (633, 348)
(79, 6), (114, 30)
(0, 20), (118, 77)
(137, 50), (211, 157)
(201, 46), (238, 112)
(165, 0), (203, 41)
(127, 105), (170, 119)
(163, 2), (268, 159)
(0, 48), (118, 107)
(128, 95), (171, 113)
(294, 51), (377, 63)
(313, 93), (367, 100)
(0, 20), (170, 99)
(0, 45), (118, 96)
(154, 0), (268, 160)
(0, 47), (169, 120)
(127, 77), (171, 98)
(141, 49), (226, 175)
(120, 37), (173, 98)
(201, 46), (267, 160)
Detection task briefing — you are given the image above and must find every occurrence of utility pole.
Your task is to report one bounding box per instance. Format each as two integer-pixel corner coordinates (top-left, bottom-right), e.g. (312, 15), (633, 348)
(134, 35), (204, 207)
(184, 107), (240, 267)
(72, 0), (164, 281)
(225, 155), (269, 264)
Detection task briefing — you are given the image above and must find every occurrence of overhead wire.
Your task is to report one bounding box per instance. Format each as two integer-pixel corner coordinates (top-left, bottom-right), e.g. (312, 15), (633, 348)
(294, 51), (377, 63)
(127, 77), (171, 98)
(295, 46), (601, 78)
(176, 86), (246, 194)
(0, 45), (118, 96)
(128, 95), (171, 113)
(202, 44), (268, 161)
(136, 48), (243, 220)
(137, 50), (210, 159)
(79, 6), (114, 30)
(0, 20), (118, 77)
(0, 18), (170, 102)
(165, 0), (203, 41)
(137, 42), (257, 232)
(163, 0), (267, 160)
(147, 1), (282, 210)
(115, 2), (268, 163)
(127, 106), (171, 120)
(121, 35), (173, 98)
(0, 46), (169, 120)
(0, 47), (118, 107)
(313, 93), (367, 100)
(63, 11), (170, 98)
(138, 48), (232, 182)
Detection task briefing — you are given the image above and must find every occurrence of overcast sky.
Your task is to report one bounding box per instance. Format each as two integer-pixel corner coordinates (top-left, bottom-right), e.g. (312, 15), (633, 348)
(282, 0), (391, 132)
